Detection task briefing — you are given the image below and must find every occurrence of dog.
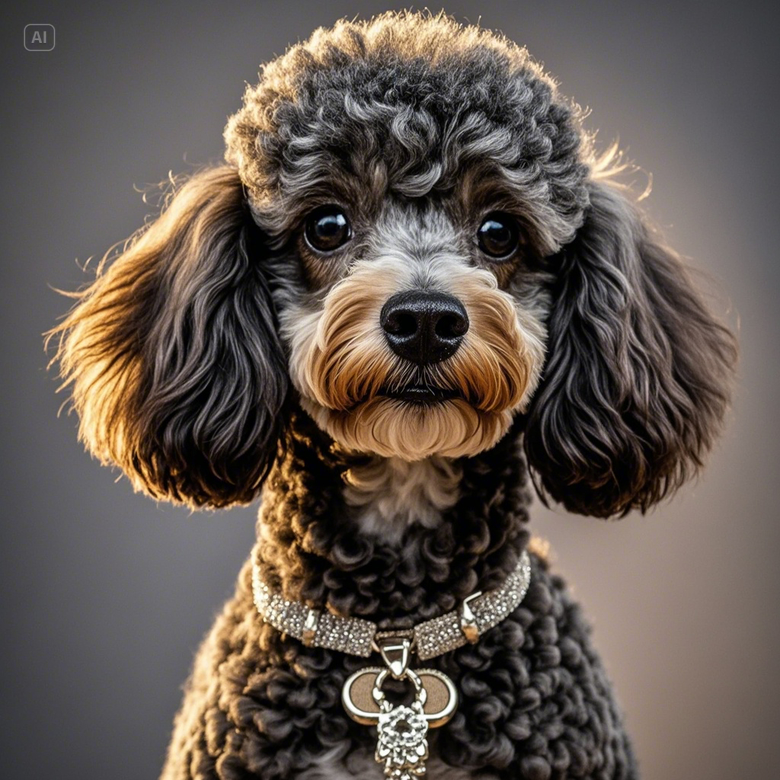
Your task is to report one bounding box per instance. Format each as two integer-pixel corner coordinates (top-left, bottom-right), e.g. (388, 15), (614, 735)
(49, 11), (737, 780)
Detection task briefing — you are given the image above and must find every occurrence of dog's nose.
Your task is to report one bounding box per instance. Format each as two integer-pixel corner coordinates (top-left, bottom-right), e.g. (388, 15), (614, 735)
(380, 291), (469, 365)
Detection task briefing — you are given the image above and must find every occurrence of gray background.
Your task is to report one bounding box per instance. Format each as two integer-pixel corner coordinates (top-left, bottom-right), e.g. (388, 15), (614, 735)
(2, 1), (778, 778)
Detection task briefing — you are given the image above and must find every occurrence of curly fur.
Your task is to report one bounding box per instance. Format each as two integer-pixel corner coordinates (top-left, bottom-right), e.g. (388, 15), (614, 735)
(225, 11), (590, 253)
(342, 455), (462, 543)
(47, 10), (737, 779)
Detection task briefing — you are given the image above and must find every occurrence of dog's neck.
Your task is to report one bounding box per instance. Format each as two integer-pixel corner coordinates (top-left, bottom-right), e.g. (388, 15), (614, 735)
(255, 408), (532, 627)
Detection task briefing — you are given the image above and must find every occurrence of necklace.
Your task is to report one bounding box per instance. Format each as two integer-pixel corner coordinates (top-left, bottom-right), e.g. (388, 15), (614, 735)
(252, 547), (531, 780)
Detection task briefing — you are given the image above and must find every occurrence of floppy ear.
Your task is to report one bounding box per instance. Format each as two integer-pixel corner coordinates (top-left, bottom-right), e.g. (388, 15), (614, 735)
(49, 166), (289, 508)
(524, 179), (737, 518)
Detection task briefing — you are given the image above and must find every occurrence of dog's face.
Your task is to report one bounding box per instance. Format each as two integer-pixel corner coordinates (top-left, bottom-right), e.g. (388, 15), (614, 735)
(265, 183), (549, 461)
(50, 12), (736, 517)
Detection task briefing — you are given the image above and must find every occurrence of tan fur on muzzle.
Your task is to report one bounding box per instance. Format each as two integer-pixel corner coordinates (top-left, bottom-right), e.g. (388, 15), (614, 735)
(288, 259), (545, 460)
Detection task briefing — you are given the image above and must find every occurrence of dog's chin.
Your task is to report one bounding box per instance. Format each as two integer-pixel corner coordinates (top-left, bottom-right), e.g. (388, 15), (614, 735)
(300, 392), (514, 461)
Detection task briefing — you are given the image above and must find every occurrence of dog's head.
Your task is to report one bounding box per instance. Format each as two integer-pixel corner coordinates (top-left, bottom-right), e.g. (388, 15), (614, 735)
(50, 12), (736, 517)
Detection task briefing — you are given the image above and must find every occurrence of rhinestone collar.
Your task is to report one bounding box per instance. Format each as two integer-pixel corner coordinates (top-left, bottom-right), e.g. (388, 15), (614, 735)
(251, 548), (531, 661)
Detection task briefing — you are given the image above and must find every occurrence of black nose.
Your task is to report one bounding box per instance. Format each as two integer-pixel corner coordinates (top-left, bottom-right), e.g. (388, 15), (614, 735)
(380, 291), (469, 365)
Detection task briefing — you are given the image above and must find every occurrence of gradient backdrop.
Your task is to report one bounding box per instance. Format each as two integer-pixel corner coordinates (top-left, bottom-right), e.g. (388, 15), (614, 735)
(2, 2), (778, 778)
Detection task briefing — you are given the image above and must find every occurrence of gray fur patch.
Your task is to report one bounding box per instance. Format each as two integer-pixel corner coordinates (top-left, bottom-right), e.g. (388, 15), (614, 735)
(342, 456), (462, 544)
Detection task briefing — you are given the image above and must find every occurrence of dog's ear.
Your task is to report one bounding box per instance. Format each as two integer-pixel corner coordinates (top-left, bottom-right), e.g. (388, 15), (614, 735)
(49, 166), (289, 508)
(524, 178), (737, 518)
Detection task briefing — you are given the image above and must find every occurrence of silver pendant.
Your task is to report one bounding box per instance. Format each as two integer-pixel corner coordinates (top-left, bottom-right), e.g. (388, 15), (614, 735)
(374, 668), (429, 778)
(342, 636), (458, 780)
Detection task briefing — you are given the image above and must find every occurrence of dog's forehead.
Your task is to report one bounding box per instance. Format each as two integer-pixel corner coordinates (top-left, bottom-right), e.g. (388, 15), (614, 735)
(226, 20), (592, 253)
(368, 198), (458, 258)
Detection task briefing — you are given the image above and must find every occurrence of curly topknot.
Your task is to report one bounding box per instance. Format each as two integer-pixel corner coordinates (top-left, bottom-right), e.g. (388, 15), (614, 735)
(224, 10), (592, 254)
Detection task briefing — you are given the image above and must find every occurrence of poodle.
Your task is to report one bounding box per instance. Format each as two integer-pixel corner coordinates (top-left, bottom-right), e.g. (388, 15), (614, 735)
(48, 11), (737, 780)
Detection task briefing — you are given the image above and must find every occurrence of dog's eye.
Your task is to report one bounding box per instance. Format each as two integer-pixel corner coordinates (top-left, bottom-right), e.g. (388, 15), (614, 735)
(304, 205), (351, 253)
(477, 213), (521, 260)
